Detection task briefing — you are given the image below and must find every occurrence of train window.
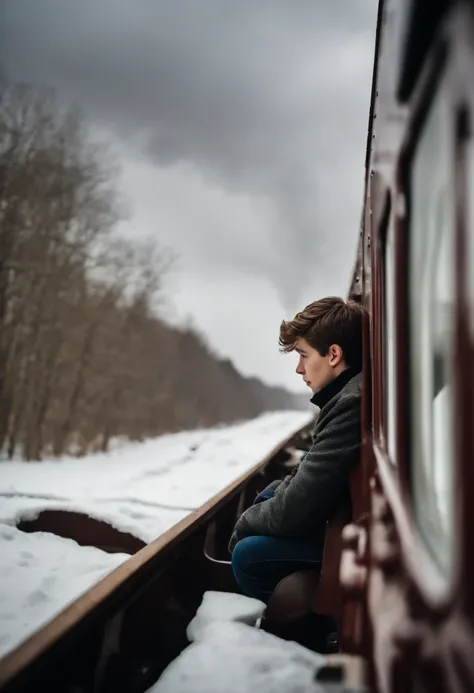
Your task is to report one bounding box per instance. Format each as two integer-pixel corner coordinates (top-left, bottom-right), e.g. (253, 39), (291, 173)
(408, 83), (455, 576)
(385, 216), (396, 463)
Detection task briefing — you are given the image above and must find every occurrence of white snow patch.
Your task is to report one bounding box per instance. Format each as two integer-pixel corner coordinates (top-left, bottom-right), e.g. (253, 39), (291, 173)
(0, 524), (128, 657)
(149, 620), (326, 693)
(186, 591), (266, 642)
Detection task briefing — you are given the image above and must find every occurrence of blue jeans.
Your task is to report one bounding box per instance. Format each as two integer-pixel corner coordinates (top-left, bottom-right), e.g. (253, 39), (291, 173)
(231, 489), (323, 603)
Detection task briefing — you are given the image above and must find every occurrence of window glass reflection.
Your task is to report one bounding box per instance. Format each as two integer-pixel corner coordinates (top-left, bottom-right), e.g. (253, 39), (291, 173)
(409, 83), (454, 576)
(385, 218), (396, 463)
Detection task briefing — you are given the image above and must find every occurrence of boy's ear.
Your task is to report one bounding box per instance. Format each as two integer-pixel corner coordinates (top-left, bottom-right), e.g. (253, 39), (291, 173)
(328, 344), (344, 367)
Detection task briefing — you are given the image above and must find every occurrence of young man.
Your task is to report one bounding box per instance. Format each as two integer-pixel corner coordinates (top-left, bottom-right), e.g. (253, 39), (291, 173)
(229, 296), (364, 617)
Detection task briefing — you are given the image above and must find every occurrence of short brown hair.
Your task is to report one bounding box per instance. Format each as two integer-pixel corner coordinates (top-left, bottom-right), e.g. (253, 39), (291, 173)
(279, 296), (364, 370)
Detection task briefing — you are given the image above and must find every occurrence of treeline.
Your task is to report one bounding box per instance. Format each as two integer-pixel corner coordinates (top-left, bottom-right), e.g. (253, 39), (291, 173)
(0, 80), (305, 461)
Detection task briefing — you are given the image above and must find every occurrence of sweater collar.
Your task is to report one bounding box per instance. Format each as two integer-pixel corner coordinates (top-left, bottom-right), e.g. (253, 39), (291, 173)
(310, 367), (358, 409)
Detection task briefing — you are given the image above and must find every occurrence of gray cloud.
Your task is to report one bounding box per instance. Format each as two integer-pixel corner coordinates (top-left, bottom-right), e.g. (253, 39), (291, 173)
(1, 0), (377, 309)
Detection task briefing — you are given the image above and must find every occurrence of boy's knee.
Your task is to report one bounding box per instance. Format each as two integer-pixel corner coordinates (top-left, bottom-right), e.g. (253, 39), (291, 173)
(231, 536), (265, 574)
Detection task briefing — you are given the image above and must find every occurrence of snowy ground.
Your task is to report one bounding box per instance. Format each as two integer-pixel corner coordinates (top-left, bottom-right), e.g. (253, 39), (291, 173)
(0, 411), (311, 659)
(151, 591), (327, 693)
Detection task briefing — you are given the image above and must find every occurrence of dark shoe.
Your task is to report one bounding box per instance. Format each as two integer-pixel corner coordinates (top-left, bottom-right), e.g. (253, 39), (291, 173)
(261, 612), (338, 653)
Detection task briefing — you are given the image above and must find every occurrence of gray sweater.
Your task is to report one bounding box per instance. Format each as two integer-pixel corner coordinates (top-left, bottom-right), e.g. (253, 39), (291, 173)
(229, 371), (361, 550)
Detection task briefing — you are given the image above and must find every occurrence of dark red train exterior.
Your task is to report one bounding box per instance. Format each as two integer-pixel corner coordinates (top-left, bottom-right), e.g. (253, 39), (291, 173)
(342, 1), (474, 690)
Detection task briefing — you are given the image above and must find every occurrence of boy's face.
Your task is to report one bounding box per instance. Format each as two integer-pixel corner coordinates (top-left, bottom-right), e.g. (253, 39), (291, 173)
(295, 337), (344, 393)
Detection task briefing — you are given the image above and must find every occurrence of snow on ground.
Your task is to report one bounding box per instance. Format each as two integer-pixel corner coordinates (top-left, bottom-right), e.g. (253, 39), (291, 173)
(186, 591), (266, 643)
(151, 591), (325, 693)
(0, 525), (129, 658)
(0, 411), (311, 659)
(152, 620), (326, 693)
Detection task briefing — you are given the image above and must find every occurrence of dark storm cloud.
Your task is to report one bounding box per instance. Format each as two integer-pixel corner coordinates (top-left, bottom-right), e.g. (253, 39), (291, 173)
(1, 0), (377, 306)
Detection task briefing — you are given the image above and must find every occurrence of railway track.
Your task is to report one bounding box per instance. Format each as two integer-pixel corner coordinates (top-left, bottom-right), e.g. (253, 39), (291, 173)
(0, 421), (313, 693)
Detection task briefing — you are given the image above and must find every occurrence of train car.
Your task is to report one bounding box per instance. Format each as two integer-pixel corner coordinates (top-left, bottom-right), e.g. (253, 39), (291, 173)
(342, 0), (474, 690)
(1, 0), (474, 691)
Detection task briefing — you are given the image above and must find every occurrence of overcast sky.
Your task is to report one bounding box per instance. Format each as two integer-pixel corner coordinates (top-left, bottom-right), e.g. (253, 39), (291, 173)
(1, 0), (377, 393)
